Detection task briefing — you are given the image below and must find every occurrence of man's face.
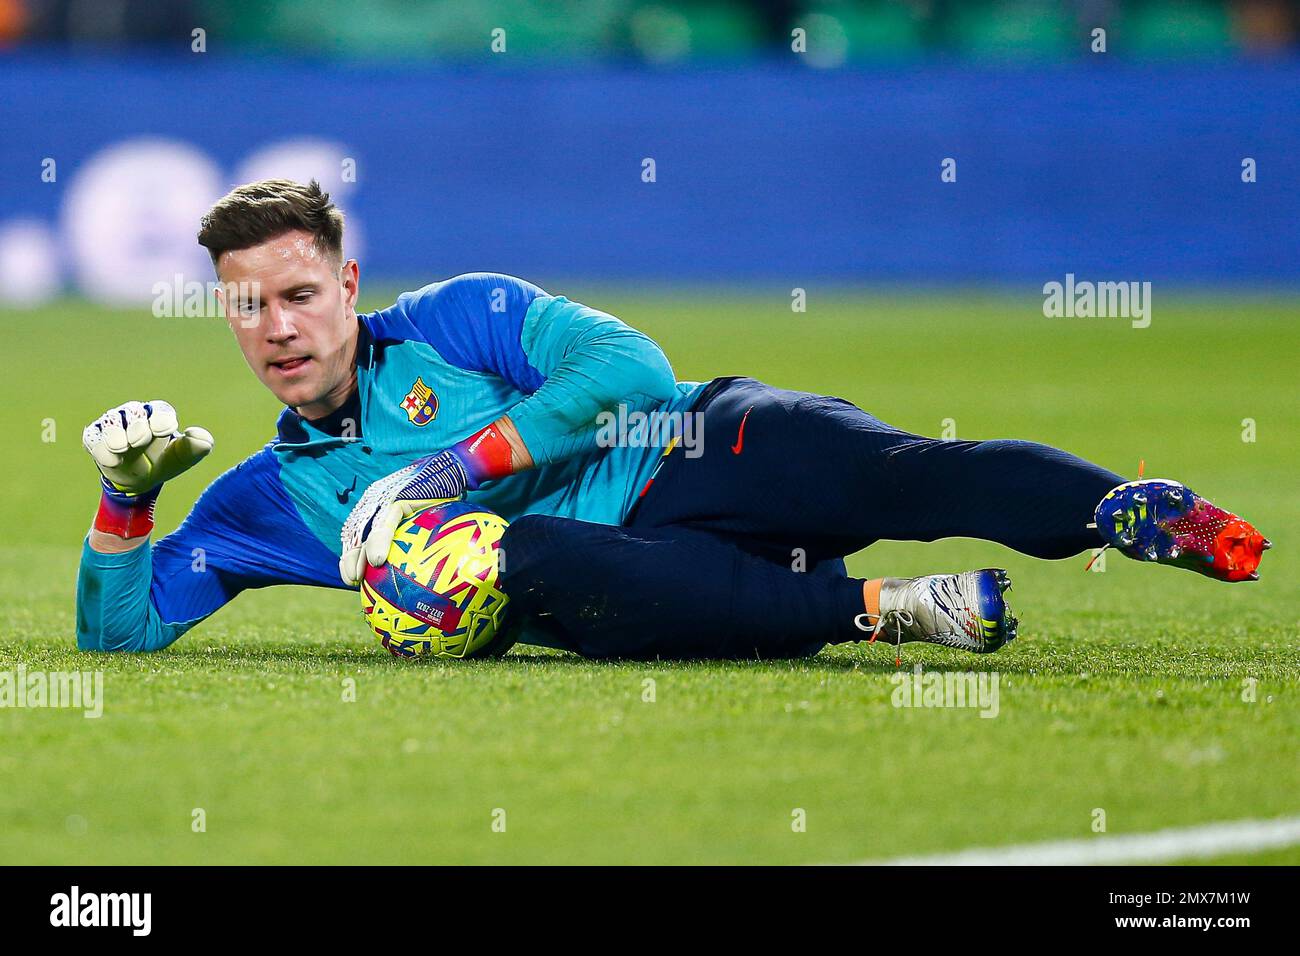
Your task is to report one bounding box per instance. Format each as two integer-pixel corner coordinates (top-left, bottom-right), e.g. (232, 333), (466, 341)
(217, 230), (359, 419)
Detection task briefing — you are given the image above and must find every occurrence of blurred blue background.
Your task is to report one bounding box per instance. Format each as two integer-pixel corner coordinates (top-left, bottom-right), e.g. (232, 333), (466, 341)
(1, 0), (1297, 302)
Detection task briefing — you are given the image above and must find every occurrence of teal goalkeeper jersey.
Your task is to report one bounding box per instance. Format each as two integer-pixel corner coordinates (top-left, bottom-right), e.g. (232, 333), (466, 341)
(76, 273), (706, 652)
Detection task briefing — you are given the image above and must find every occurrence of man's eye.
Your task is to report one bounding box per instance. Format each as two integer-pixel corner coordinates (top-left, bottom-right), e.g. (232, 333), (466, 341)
(292, 292), (313, 304)
(239, 302), (261, 315)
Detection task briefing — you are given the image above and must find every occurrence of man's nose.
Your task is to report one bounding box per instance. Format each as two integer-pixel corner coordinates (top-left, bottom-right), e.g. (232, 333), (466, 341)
(266, 303), (297, 341)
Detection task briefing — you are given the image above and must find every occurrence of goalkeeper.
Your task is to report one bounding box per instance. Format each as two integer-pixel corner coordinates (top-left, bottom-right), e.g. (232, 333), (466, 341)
(76, 180), (1270, 659)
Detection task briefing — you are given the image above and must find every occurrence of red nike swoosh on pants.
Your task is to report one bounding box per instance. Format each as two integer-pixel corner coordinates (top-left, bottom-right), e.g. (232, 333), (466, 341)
(731, 405), (755, 455)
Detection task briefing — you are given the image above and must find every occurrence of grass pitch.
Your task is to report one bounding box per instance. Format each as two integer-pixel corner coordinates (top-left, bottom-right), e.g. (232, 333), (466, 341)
(1, 288), (1296, 865)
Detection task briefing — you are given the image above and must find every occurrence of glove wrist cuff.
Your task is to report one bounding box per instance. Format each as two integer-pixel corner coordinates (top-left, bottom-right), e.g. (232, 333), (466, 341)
(451, 424), (515, 489)
(94, 477), (161, 539)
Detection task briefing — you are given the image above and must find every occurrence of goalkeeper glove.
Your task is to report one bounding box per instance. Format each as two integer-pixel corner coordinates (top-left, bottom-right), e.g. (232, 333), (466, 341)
(339, 422), (514, 585)
(83, 400), (214, 538)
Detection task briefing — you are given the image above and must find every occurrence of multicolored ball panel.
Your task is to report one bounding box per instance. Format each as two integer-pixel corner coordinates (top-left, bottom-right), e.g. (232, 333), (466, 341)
(360, 502), (510, 658)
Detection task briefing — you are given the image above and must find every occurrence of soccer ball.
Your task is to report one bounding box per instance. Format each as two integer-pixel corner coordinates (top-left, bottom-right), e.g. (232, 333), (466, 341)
(360, 501), (513, 659)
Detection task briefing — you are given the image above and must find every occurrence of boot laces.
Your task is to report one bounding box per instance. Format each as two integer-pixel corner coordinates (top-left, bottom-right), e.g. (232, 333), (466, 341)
(853, 608), (914, 647)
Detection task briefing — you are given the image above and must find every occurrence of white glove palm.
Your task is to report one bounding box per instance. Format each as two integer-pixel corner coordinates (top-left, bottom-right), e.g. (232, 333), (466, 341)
(83, 400), (214, 495)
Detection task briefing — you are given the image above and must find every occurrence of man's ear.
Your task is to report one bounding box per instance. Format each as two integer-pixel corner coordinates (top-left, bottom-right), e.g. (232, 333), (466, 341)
(341, 258), (360, 310)
(213, 278), (241, 329)
(213, 281), (229, 325)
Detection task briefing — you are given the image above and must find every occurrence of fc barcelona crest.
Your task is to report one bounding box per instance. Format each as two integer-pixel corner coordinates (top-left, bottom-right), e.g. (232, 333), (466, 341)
(400, 377), (438, 426)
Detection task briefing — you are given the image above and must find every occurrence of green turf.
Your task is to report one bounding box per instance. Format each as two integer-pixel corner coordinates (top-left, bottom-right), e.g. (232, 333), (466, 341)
(1, 289), (1296, 865)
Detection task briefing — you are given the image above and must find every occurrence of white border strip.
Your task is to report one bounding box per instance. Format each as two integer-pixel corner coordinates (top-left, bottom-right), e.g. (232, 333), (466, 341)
(846, 815), (1300, 866)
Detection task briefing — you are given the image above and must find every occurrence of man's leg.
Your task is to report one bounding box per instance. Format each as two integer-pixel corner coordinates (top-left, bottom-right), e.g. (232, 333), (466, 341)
(630, 377), (1123, 564)
(500, 514), (862, 660)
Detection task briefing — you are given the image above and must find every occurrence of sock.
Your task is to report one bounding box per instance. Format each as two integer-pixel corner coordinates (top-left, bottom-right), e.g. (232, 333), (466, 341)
(862, 577), (883, 620)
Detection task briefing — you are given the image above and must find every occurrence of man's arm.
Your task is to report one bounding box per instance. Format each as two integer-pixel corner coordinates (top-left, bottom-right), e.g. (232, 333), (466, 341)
(79, 400), (212, 650)
(78, 403), (341, 651)
(499, 286), (678, 466)
(77, 535), (201, 652)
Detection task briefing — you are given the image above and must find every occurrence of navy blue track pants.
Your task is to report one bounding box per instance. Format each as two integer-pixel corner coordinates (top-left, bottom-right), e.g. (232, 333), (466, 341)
(500, 377), (1124, 659)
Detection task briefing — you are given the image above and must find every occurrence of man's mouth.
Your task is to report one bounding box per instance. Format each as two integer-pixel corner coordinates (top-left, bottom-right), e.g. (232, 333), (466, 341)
(269, 356), (312, 375)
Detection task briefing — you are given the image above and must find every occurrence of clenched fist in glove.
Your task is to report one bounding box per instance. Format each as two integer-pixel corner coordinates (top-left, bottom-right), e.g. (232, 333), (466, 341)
(84, 400), (214, 539)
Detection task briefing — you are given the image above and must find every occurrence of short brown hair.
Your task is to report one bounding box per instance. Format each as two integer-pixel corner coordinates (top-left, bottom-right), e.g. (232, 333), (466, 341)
(198, 179), (344, 271)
